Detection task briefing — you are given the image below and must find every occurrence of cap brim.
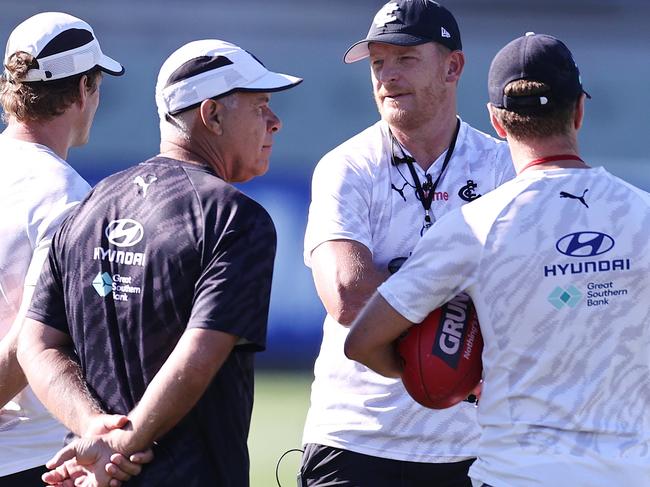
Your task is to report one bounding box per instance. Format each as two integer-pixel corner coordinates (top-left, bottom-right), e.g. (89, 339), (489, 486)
(98, 53), (125, 76)
(343, 34), (429, 64)
(243, 71), (302, 92)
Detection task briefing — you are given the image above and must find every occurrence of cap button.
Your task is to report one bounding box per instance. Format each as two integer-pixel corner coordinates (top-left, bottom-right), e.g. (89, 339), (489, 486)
(525, 31), (536, 36)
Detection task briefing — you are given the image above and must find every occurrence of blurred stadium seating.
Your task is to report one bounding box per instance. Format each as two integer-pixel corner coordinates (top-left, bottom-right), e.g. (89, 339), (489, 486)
(2, 0), (648, 368)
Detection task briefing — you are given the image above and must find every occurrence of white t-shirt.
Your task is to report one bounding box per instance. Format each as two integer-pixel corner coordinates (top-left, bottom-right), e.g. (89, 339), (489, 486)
(379, 167), (650, 484)
(303, 118), (514, 462)
(0, 134), (90, 476)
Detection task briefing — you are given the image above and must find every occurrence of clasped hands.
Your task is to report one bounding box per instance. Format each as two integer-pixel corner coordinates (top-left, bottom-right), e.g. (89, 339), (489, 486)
(42, 414), (153, 487)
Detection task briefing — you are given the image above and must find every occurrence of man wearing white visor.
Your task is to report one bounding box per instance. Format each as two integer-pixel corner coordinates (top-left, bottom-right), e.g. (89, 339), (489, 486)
(0, 11), (140, 487)
(18, 39), (302, 487)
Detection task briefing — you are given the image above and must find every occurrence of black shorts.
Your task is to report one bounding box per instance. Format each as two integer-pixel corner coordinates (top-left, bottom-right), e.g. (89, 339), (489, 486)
(0, 465), (48, 486)
(299, 443), (474, 487)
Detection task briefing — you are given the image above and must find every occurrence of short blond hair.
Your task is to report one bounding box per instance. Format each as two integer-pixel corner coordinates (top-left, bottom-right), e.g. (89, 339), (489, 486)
(1, 51), (101, 123)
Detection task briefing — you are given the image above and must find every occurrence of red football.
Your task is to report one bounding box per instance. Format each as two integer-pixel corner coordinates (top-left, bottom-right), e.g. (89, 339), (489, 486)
(397, 293), (483, 409)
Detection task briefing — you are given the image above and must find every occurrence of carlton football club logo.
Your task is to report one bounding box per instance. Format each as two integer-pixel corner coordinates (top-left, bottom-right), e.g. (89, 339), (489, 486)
(105, 219), (144, 247)
(373, 2), (400, 28)
(458, 180), (481, 202)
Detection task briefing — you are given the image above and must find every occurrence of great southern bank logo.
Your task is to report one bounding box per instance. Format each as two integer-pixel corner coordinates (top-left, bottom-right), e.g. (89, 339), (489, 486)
(92, 272), (112, 297)
(548, 285), (581, 309)
(555, 231), (614, 257)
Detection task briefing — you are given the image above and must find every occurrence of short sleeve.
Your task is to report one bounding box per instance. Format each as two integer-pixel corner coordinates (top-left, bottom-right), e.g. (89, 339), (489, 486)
(26, 233), (69, 333)
(303, 152), (373, 266)
(378, 208), (483, 324)
(188, 198), (276, 351)
(25, 167), (91, 250)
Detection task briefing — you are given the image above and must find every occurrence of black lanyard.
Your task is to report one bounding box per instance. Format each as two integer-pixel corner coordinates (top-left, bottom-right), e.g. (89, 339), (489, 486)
(391, 118), (461, 235)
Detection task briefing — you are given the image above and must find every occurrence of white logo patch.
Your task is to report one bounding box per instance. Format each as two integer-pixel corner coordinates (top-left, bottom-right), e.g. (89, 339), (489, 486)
(134, 174), (157, 196)
(105, 219), (144, 248)
(441, 27), (451, 38)
(373, 2), (400, 28)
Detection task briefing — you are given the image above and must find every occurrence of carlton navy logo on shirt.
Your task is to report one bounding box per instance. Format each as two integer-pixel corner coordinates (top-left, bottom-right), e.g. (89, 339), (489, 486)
(105, 219), (144, 247)
(373, 2), (399, 28)
(458, 180), (481, 202)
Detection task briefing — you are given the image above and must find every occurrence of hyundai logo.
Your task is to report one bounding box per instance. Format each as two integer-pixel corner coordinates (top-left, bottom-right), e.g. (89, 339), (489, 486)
(556, 231), (614, 257)
(105, 219), (144, 248)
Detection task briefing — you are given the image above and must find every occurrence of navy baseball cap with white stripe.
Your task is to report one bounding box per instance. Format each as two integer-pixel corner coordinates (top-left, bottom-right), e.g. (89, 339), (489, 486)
(4, 12), (124, 82)
(488, 32), (590, 113)
(344, 0), (462, 64)
(156, 39), (303, 117)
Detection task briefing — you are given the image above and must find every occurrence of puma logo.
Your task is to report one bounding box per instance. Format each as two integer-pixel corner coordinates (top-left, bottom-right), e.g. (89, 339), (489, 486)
(560, 189), (589, 208)
(134, 175), (158, 197)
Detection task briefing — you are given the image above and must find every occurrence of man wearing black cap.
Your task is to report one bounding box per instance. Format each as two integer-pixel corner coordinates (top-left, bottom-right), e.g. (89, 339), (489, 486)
(301, 1), (514, 485)
(345, 32), (650, 486)
(18, 39), (302, 487)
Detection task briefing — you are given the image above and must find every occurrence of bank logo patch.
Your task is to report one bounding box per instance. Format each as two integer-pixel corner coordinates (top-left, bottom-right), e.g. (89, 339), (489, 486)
(92, 272), (113, 297)
(548, 285), (581, 309)
(556, 231), (614, 258)
(105, 219), (144, 248)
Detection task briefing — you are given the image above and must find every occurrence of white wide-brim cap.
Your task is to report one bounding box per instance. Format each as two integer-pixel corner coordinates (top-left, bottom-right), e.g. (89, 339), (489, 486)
(4, 11), (123, 81)
(156, 39), (302, 117)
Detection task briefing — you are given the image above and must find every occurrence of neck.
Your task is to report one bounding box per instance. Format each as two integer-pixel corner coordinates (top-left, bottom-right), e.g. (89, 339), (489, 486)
(3, 118), (75, 160)
(159, 138), (228, 180)
(390, 111), (458, 171)
(507, 134), (586, 174)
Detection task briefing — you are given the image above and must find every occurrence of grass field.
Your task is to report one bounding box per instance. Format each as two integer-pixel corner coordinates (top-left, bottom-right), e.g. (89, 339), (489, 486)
(248, 370), (313, 487)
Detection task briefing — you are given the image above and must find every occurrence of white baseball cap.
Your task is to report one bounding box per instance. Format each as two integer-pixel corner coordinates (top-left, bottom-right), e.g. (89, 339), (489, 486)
(156, 39), (302, 117)
(4, 12), (124, 82)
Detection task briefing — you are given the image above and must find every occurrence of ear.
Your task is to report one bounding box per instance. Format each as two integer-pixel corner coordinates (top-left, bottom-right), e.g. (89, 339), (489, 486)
(487, 103), (507, 139)
(199, 98), (224, 135)
(574, 93), (586, 131)
(76, 75), (89, 110)
(445, 50), (465, 83)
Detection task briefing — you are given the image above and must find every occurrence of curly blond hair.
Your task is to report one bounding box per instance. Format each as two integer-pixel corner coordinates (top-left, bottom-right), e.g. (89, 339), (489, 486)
(1, 51), (101, 123)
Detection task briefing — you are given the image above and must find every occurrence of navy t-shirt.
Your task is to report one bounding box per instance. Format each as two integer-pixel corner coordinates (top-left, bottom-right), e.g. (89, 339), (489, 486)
(27, 157), (276, 486)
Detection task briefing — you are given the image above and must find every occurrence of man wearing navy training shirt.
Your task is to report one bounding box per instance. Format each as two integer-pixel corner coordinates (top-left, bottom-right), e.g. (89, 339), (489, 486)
(18, 39), (301, 487)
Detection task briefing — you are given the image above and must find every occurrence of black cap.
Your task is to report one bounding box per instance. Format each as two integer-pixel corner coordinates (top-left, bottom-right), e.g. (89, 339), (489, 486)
(488, 32), (590, 113)
(344, 0), (462, 64)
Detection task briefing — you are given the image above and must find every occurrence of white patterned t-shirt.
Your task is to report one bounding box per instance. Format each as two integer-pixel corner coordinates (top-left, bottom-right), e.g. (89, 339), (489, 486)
(379, 167), (650, 484)
(0, 134), (90, 475)
(303, 118), (514, 462)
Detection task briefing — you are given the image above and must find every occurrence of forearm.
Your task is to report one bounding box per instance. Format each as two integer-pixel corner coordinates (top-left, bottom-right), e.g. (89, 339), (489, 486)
(118, 329), (236, 455)
(312, 240), (391, 326)
(0, 285), (35, 406)
(345, 292), (412, 378)
(24, 346), (102, 433)
(17, 319), (102, 434)
(0, 330), (27, 407)
(330, 267), (389, 325)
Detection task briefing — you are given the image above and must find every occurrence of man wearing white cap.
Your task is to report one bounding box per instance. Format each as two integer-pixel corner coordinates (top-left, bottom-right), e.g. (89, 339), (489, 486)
(18, 39), (302, 487)
(0, 11), (128, 486)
